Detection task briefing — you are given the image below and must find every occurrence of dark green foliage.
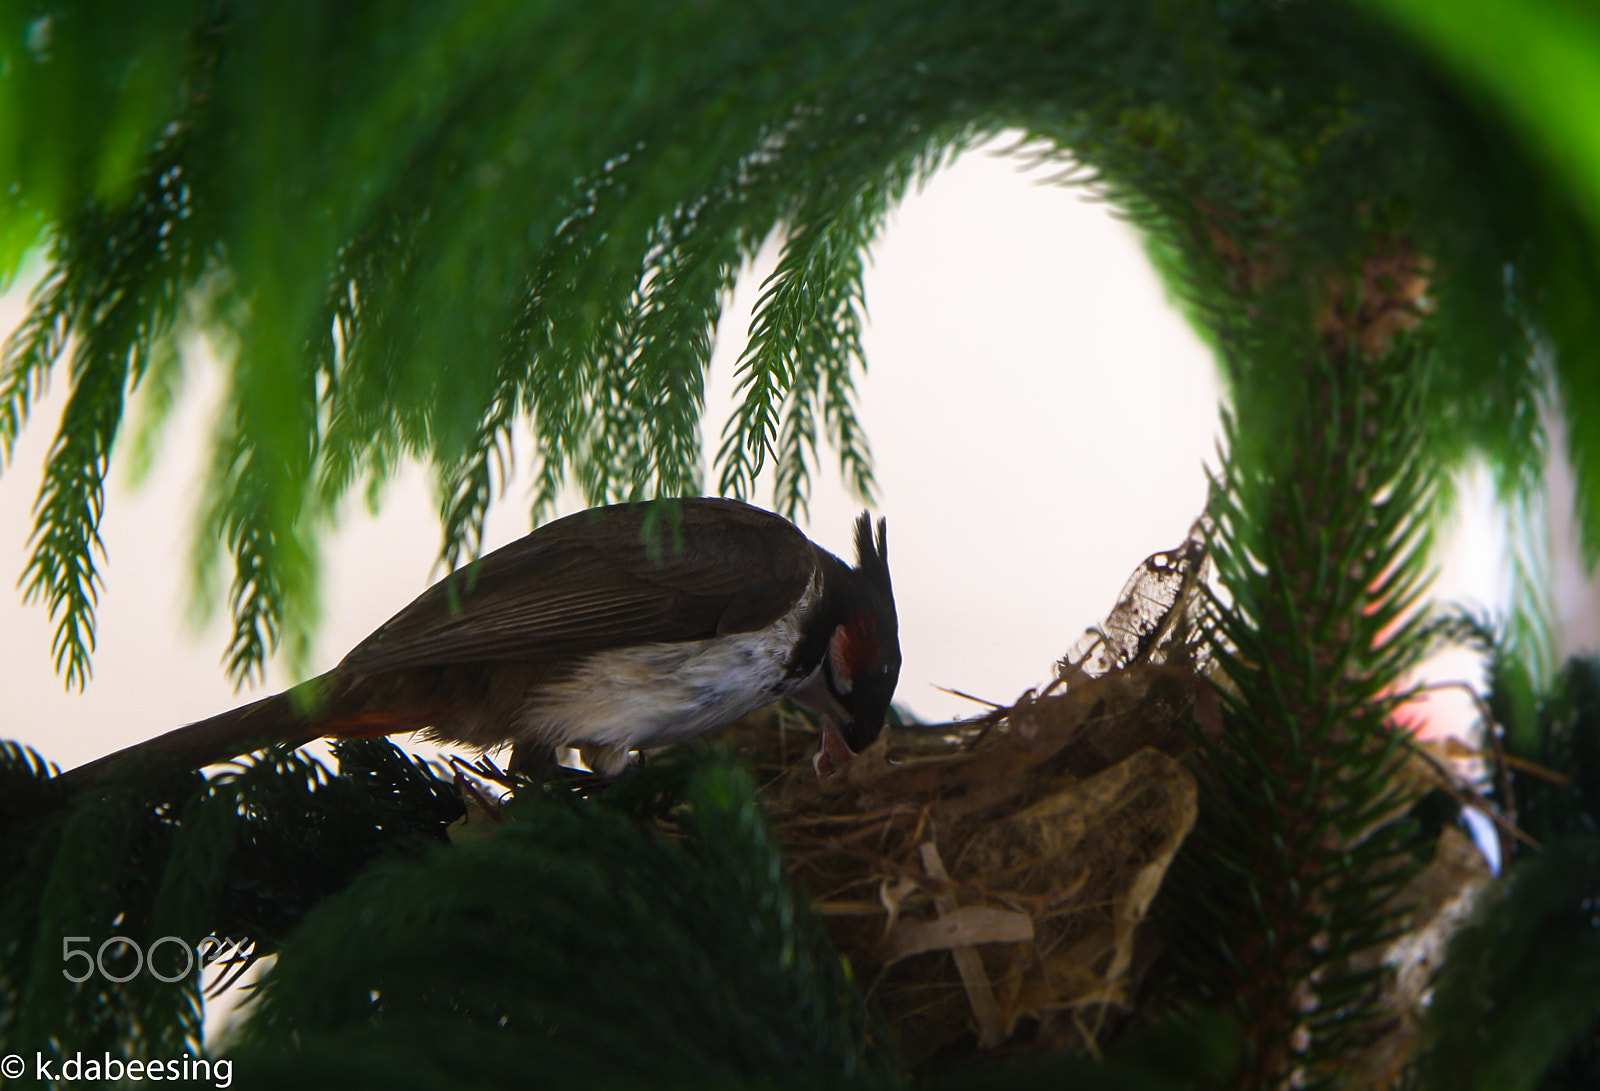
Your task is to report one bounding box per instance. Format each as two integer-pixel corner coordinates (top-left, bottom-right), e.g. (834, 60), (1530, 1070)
(1, 742), (1222, 1089)
(920, 1009), (1243, 1091)
(0, 738), (463, 1058)
(1417, 836), (1600, 1091)
(226, 759), (894, 1090)
(1416, 658), (1600, 1091)
(1500, 656), (1600, 846)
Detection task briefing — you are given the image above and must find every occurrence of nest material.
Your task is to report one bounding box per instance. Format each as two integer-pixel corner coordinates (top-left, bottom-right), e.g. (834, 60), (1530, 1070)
(774, 668), (1205, 1064)
(712, 527), (1491, 1074)
(452, 526), (1495, 1077)
(711, 532), (1217, 1065)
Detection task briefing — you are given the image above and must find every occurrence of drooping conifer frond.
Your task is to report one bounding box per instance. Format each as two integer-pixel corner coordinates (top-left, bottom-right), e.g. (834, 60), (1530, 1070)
(0, 0), (1573, 690)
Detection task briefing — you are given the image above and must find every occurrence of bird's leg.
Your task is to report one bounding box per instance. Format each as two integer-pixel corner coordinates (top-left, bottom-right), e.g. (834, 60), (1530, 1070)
(578, 742), (636, 778)
(507, 738), (558, 779)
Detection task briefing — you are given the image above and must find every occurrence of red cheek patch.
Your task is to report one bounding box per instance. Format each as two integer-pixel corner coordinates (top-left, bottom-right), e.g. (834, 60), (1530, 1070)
(829, 614), (880, 692)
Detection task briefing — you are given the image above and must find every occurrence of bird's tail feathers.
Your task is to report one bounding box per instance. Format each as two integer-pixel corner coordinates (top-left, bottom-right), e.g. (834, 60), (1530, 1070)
(58, 673), (392, 789)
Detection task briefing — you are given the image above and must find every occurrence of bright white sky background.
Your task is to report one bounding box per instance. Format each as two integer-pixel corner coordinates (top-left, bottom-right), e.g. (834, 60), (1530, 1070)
(0, 136), (1590, 779)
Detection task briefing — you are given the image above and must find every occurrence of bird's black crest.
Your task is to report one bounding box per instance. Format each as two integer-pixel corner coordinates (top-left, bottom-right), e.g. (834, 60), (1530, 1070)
(853, 511), (891, 592)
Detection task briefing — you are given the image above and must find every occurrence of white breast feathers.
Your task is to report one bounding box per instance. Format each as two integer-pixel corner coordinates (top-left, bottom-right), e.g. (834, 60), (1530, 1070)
(515, 571), (822, 764)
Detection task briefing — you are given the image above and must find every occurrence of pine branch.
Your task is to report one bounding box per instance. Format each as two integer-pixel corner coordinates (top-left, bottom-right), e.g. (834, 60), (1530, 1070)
(1166, 316), (1444, 1086)
(0, 262), (71, 470)
(0, 737), (466, 1060)
(228, 759), (896, 1090)
(15, 137), (203, 687)
(717, 126), (957, 515)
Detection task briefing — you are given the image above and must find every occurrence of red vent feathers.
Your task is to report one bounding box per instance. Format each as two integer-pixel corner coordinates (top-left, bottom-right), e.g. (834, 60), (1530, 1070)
(319, 711), (425, 739)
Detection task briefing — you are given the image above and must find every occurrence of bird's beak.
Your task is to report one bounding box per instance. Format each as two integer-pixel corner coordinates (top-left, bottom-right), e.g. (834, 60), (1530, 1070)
(812, 715), (857, 777)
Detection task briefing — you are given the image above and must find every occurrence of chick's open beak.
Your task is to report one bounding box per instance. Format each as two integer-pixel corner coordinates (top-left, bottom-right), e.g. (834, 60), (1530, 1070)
(812, 716), (858, 777)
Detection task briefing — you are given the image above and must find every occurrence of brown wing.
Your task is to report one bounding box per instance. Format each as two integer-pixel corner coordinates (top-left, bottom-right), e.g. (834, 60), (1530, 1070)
(337, 498), (818, 673)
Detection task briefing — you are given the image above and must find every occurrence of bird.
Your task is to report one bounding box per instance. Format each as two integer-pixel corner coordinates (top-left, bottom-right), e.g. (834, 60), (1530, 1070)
(61, 497), (900, 787)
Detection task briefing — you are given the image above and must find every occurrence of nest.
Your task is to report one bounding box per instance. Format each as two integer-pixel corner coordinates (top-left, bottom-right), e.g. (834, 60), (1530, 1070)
(454, 526), (1496, 1077)
(712, 533), (1217, 1065)
(709, 526), (1497, 1076)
